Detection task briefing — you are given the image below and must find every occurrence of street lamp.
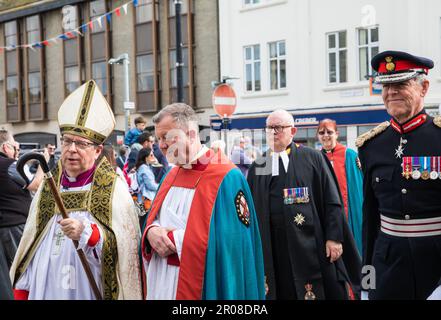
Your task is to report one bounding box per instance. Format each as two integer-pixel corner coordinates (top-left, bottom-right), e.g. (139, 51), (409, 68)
(174, 0), (184, 102)
(108, 53), (131, 135)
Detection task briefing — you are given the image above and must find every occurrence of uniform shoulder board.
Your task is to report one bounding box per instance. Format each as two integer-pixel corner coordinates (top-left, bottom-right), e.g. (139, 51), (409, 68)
(434, 115), (441, 128)
(355, 121), (390, 148)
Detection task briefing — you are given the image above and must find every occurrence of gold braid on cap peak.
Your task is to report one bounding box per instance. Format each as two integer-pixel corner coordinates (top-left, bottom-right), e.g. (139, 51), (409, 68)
(355, 121), (390, 148)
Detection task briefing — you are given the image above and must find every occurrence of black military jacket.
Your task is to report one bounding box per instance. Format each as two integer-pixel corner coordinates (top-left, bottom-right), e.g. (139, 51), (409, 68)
(357, 111), (441, 266)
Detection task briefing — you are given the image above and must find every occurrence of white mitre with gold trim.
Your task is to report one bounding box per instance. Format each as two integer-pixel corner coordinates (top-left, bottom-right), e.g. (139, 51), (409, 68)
(58, 80), (115, 145)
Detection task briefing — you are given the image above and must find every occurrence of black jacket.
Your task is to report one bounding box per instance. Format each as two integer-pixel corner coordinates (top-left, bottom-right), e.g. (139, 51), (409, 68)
(358, 112), (441, 269)
(247, 143), (361, 300)
(0, 152), (32, 228)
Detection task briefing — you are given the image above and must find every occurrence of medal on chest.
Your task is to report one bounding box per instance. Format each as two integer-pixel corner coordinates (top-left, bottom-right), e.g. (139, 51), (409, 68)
(283, 187), (310, 205)
(395, 137), (407, 159)
(430, 156), (440, 180)
(304, 284), (316, 300)
(402, 157), (412, 180)
(411, 157), (421, 180)
(421, 156), (430, 180)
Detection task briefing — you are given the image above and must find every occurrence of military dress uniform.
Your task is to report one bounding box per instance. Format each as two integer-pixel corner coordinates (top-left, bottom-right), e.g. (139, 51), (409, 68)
(357, 51), (441, 299)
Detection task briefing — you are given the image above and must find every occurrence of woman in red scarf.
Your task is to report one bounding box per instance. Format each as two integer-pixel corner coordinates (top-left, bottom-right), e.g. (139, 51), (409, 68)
(317, 119), (363, 254)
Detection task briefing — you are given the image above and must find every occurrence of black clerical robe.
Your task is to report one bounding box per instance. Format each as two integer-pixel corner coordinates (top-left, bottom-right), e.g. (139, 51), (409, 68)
(247, 143), (361, 300)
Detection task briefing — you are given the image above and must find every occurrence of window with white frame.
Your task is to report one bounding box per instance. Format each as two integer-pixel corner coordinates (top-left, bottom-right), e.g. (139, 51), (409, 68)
(327, 31), (347, 84)
(358, 26), (379, 81)
(244, 45), (261, 92)
(269, 40), (286, 90)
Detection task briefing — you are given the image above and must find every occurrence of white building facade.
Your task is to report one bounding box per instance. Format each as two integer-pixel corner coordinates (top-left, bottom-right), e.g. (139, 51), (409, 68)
(216, 0), (441, 151)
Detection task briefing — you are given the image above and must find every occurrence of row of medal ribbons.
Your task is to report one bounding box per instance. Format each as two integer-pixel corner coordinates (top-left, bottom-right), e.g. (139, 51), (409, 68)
(283, 187), (310, 205)
(402, 156), (441, 180)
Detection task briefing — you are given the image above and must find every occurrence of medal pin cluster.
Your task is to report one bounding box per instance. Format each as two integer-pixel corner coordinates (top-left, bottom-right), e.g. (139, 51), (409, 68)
(402, 156), (441, 180)
(283, 187), (310, 205)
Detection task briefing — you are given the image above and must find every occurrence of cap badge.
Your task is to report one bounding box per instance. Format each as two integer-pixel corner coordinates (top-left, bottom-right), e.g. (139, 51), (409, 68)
(385, 56), (396, 72)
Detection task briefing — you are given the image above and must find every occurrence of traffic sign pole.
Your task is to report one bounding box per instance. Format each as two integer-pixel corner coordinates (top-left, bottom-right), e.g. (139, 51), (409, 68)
(212, 83), (237, 156)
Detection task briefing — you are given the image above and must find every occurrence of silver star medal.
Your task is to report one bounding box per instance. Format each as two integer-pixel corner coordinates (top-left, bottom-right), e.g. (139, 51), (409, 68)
(294, 213), (305, 226)
(395, 137), (407, 159)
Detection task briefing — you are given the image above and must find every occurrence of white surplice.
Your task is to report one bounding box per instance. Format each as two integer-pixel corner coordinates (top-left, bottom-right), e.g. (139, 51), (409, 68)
(15, 184), (104, 300)
(144, 146), (210, 300)
(145, 187), (195, 300)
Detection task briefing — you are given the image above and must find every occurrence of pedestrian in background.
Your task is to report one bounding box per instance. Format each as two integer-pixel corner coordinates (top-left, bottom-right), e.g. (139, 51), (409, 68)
(317, 119), (363, 254)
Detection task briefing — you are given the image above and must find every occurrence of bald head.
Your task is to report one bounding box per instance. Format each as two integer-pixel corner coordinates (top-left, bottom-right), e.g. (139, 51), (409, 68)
(266, 109), (297, 152)
(266, 109), (294, 127)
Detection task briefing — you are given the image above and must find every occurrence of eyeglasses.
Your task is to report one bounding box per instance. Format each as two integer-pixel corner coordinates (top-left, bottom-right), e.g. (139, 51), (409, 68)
(318, 130), (335, 136)
(61, 137), (97, 150)
(265, 125), (292, 134)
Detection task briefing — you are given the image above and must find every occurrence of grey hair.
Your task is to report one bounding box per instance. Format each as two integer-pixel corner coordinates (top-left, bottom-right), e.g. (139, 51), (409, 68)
(266, 109), (295, 126)
(0, 129), (13, 146)
(152, 103), (199, 130)
(414, 73), (428, 86)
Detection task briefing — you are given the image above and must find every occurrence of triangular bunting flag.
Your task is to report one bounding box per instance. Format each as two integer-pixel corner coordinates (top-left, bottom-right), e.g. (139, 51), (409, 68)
(0, 0), (135, 51)
(97, 16), (103, 28)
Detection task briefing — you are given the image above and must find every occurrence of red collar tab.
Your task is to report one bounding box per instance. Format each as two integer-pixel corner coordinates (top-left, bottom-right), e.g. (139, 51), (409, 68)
(390, 113), (427, 134)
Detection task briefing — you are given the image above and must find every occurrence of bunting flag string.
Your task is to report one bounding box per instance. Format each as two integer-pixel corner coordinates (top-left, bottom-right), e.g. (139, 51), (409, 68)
(0, 0), (137, 51)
